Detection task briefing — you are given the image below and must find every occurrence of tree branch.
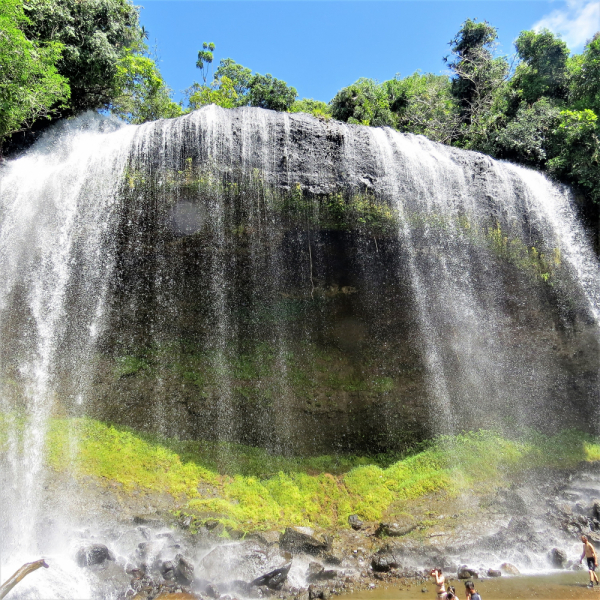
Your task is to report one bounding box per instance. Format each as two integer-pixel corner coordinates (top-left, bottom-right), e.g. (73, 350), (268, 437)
(0, 560), (49, 600)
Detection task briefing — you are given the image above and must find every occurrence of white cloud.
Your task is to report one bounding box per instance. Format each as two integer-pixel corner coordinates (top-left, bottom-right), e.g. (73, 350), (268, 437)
(533, 0), (600, 50)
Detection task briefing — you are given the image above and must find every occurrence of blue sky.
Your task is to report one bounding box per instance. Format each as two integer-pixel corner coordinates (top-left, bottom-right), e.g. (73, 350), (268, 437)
(138, 1), (600, 104)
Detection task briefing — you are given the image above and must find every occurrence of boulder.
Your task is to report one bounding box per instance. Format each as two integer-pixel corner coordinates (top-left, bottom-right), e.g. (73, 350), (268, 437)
(348, 515), (363, 531)
(75, 544), (115, 567)
(250, 562), (291, 590)
(306, 562), (337, 582)
(375, 522), (417, 538)
(160, 560), (176, 581)
(174, 554), (194, 585)
(500, 563), (520, 575)
(371, 549), (401, 573)
(280, 528), (329, 555)
(549, 548), (567, 569)
(457, 566), (478, 579)
(245, 531), (281, 546)
(487, 569), (502, 577)
(594, 500), (600, 520)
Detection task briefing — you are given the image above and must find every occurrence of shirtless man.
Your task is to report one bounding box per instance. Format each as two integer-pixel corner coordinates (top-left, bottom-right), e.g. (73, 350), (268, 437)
(580, 535), (599, 588)
(430, 568), (446, 599)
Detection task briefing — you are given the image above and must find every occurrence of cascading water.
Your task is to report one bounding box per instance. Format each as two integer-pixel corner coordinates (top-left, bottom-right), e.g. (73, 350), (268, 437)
(0, 106), (598, 597)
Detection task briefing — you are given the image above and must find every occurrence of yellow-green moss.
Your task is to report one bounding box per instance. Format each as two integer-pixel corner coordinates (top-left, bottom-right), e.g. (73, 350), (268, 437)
(1, 416), (598, 532)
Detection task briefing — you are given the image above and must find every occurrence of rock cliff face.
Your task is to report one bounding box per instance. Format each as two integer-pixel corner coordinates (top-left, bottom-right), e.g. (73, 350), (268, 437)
(1, 107), (599, 455)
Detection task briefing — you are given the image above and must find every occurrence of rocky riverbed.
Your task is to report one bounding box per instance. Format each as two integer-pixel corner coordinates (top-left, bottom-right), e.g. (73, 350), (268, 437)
(41, 462), (599, 600)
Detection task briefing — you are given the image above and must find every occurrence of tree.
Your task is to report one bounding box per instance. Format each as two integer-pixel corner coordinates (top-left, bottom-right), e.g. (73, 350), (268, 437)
(0, 0), (70, 153)
(186, 76), (238, 110)
(23, 0), (142, 114)
(196, 41), (215, 84)
(290, 98), (331, 119)
(491, 98), (560, 167)
(187, 56), (296, 113)
(511, 29), (570, 105)
(383, 73), (460, 143)
(547, 109), (600, 203)
(445, 19), (509, 133)
(330, 79), (396, 127)
(109, 52), (182, 123)
(246, 73), (297, 111)
(214, 58), (253, 97)
(570, 33), (600, 116)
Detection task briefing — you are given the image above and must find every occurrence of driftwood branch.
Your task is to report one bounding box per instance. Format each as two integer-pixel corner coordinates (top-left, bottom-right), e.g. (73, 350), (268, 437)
(0, 559), (49, 600)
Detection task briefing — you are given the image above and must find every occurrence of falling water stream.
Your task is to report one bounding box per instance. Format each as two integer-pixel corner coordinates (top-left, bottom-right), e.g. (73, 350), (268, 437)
(0, 107), (598, 598)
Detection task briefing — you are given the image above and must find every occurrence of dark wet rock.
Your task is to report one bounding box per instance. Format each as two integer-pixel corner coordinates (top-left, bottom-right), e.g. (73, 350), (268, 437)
(323, 553), (342, 566)
(245, 531), (281, 546)
(134, 514), (165, 527)
(487, 569), (502, 577)
(160, 560), (176, 581)
(76, 544), (115, 567)
(308, 584), (330, 600)
(86, 560), (130, 598)
(495, 489), (528, 513)
(226, 526), (245, 540)
(250, 562), (291, 590)
(306, 562), (337, 582)
(171, 554), (194, 585)
(549, 547), (567, 568)
(193, 580), (219, 598)
(593, 500), (600, 519)
(371, 547), (401, 573)
(348, 515), (363, 531)
(500, 562), (520, 575)
(280, 528), (329, 555)
(457, 566), (478, 579)
(375, 522), (417, 538)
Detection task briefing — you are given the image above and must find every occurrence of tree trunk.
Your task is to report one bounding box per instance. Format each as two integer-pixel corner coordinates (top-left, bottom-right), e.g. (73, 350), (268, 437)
(0, 560), (49, 600)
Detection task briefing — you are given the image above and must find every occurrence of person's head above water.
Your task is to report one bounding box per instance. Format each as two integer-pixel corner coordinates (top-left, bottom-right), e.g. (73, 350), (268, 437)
(465, 581), (476, 591)
(582, 535), (589, 542)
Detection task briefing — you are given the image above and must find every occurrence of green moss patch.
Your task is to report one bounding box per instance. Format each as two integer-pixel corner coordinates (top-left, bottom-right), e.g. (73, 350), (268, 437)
(1, 416), (597, 531)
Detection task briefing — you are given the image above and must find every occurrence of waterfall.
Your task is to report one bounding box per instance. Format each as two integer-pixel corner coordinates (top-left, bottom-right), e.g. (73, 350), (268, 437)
(0, 106), (598, 595)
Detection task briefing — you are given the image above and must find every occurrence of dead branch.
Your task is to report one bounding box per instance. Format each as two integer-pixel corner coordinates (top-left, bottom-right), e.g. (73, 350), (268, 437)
(0, 559), (49, 600)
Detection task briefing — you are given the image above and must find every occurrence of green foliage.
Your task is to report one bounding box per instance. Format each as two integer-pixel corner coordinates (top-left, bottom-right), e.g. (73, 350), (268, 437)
(383, 73), (459, 143)
(547, 109), (600, 203)
(330, 78), (396, 127)
(23, 0), (142, 114)
(0, 0), (70, 150)
(187, 57), (297, 113)
(196, 41), (215, 84)
(512, 29), (570, 104)
(492, 98), (561, 167)
(290, 98), (331, 120)
(247, 72), (297, 112)
(445, 19), (509, 130)
(5, 415), (596, 530)
(214, 58), (253, 97)
(186, 76), (239, 110)
(110, 52), (182, 123)
(569, 33), (600, 116)
(486, 222), (560, 283)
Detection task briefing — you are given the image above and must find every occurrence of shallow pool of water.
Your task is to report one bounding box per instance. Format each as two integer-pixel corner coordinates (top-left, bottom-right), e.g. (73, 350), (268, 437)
(341, 573), (600, 600)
